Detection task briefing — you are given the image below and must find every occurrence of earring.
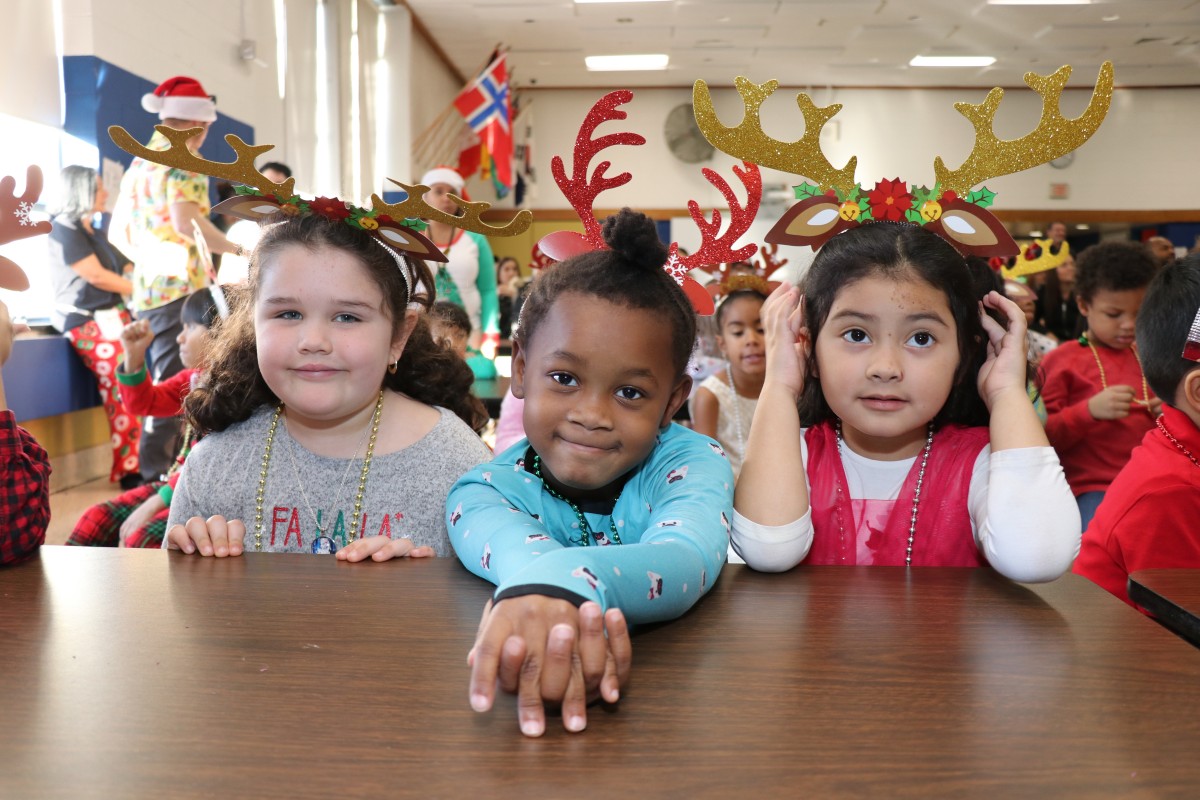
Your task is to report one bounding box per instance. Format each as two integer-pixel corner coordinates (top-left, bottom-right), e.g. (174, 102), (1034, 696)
(388, 359), (399, 374)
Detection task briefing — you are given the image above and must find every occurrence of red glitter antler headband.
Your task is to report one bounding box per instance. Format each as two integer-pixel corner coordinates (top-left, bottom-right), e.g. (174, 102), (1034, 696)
(537, 90), (762, 316)
(0, 166), (53, 291)
(692, 63), (1113, 258)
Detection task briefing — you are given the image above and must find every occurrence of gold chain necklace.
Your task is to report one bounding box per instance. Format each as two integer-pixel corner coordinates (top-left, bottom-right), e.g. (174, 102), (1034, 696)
(1085, 335), (1149, 408)
(253, 391), (385, 552)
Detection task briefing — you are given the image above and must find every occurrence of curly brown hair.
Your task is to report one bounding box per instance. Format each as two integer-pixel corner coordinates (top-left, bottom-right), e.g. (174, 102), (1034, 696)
(185, 214), (486, 433)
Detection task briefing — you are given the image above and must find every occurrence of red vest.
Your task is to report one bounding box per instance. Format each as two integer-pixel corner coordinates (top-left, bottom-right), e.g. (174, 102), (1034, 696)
(804, 421), (990, 567)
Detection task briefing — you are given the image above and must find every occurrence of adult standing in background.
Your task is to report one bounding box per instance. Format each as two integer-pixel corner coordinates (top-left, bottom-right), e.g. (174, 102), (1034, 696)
(420, 166), (499, 359)
(1147, 236), (1176, 268)
(47, 165), (141, 488)
(109, 76), (243, 482)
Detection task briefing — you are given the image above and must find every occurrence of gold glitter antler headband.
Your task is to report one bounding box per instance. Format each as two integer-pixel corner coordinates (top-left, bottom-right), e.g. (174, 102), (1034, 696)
(373, 180), (532, 238)
(110, 124), (296, 200)
(109, 125), (532, 263)
(693, 63), (1114, 257)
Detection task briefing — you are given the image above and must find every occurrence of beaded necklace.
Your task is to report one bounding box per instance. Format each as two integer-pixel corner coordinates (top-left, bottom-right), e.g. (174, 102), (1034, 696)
(1081, 332), (1150, 409)
(1156, 416), (1200, 469)
(253, 391), (384, 552)
(532, 453), (623, 547)
(835, 420), (933, 567)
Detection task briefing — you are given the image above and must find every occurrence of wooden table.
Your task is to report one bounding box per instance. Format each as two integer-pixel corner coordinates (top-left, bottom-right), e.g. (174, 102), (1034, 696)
(1129, 569), (1200, 648)
(3, 548), (1200, 798)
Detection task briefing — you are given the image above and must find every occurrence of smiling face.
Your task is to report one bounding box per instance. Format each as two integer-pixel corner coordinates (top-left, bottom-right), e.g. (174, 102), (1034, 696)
(511, 292), (691, 498)
(814, 272), (960, 460)
(716, 294), (766, 380)
(254, 244), (409, 427)
(1078, 286), (1146, 350)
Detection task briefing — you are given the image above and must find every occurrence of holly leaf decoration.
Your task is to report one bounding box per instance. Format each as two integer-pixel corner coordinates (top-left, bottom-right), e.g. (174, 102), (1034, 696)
(794, 182), (823, 200)
(910, 185), (934, 206)
(234, 185), (262, 197)
(845, 184), (863, 203)
(857, 197), (874, 223)
(966, 186), (997, 208)
(905, 208), (926, 224)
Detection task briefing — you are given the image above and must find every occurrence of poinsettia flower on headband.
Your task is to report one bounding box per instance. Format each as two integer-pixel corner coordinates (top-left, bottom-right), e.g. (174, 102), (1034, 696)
(867, 178), (913, 222)
(310, 196), (352, 221)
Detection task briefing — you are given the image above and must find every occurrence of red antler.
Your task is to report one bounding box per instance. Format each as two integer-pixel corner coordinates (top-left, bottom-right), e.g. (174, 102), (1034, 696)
(679, 161), (762, 270)
(548, 90), (646, 252)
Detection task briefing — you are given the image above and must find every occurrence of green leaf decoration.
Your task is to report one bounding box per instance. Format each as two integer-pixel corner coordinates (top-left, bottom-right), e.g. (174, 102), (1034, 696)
(905, 208), (925, 224)
(857, 199), (874, 223)
(794, 182), (823, 200)
(234, 185), (261, 197)
(966, 186), (997, 208)
(846, 184), (863, 203)
(910, 185), (933, 206)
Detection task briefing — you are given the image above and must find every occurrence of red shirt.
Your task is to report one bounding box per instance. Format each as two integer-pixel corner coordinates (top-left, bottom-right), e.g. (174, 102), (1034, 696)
(1073, 405), (1200, 608)
(118, 367), (196, 418)
(1041, 340), (1156, 495)
(0, 411), (50, 565)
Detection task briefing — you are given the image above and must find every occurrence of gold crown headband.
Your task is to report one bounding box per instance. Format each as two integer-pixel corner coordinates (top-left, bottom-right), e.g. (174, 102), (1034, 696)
(692, 63), (1114, 258)
(108, 125), (532, 280)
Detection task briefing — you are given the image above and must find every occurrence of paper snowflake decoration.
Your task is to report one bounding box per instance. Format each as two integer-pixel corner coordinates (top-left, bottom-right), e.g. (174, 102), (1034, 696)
(14, 201), (34, 227)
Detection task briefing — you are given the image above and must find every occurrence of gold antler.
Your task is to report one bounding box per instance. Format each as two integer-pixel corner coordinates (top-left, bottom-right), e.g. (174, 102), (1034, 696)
(693, 76), (857, 195)
(108, 124), (295, 198)
(934, 62), (1114, 198)
(373, 180), (532, 238)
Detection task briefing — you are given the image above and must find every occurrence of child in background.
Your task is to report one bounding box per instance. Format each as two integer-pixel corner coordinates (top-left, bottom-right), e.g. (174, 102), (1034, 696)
(1, 299), (50, 565)
(1040, 241), (1161, 529)
(1074, 253), (1200, 607)
(690, 285), (766, 476)
(68, 287), (221, 548)
(1004, 280), (1057, 368)
(447, 210), (733, 737)
(428, 299), (498, 380)
(165, 212), (491, 558)
(732, 223), (1080, 579)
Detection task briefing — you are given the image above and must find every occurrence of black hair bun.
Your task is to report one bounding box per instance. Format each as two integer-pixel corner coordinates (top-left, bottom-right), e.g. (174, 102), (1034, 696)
(601, 208), (667, 273)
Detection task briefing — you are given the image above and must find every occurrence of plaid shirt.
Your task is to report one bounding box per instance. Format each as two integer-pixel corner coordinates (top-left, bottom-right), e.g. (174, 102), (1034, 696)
(0, 411), (50, 565)
(112, 129), (210, 312)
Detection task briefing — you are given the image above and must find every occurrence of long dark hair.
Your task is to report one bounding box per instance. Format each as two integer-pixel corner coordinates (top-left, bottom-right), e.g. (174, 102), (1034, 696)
(185, 213), (486, 433)
(798, 223), (989, 428)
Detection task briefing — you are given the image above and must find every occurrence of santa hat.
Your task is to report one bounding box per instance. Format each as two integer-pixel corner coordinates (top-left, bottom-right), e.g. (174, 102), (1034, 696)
(420, 166), (470, 201)
(141, 76), (217, 122)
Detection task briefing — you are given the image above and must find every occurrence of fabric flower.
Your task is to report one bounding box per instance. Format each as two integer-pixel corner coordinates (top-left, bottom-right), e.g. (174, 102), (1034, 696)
(310, 196), (352, 221)
(867, 178), (913, 222)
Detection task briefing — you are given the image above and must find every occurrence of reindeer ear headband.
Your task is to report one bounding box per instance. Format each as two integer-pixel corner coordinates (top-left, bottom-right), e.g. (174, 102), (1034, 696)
(0, 166), (53, 292)
(108, 125), (533, 295)
(536, 90), (763, 316)
(693, 63), (1113, 258)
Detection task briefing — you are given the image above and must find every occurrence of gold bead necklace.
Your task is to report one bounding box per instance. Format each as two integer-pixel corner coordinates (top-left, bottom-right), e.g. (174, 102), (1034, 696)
(1083, 334), (1150, 410)
(253, 390), (385, 552)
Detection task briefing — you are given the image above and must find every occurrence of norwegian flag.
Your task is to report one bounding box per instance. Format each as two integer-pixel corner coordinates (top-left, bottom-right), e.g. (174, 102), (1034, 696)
(453, 52), (514, 195)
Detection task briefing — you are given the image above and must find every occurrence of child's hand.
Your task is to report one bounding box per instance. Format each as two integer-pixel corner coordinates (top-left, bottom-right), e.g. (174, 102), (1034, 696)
(761, 283), (809, 399)
(1088, 385), (1136, 420)
(120, 320), (154, 372)
(164, 515), (245, 557)
(976, 291), (1031, 409)
(335, 535), (436, 562)
(467, 596), (631, 737)
(1143, 395), (1164, 417)
(119, 491), (167, 545)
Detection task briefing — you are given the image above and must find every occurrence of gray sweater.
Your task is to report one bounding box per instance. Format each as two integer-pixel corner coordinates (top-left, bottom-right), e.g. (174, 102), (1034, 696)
(168, 405), (491, 555)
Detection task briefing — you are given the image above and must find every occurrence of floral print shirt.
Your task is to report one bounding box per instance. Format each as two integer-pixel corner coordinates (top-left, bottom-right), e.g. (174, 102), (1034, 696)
(113, 129), (210, 311)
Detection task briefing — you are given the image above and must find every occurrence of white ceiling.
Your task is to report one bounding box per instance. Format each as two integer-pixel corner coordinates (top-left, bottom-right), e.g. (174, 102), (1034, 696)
(404, 0), (1200, 88)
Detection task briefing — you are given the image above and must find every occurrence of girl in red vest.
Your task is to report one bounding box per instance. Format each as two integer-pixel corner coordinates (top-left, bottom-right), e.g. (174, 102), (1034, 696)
(732, 224), (1080, 582)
